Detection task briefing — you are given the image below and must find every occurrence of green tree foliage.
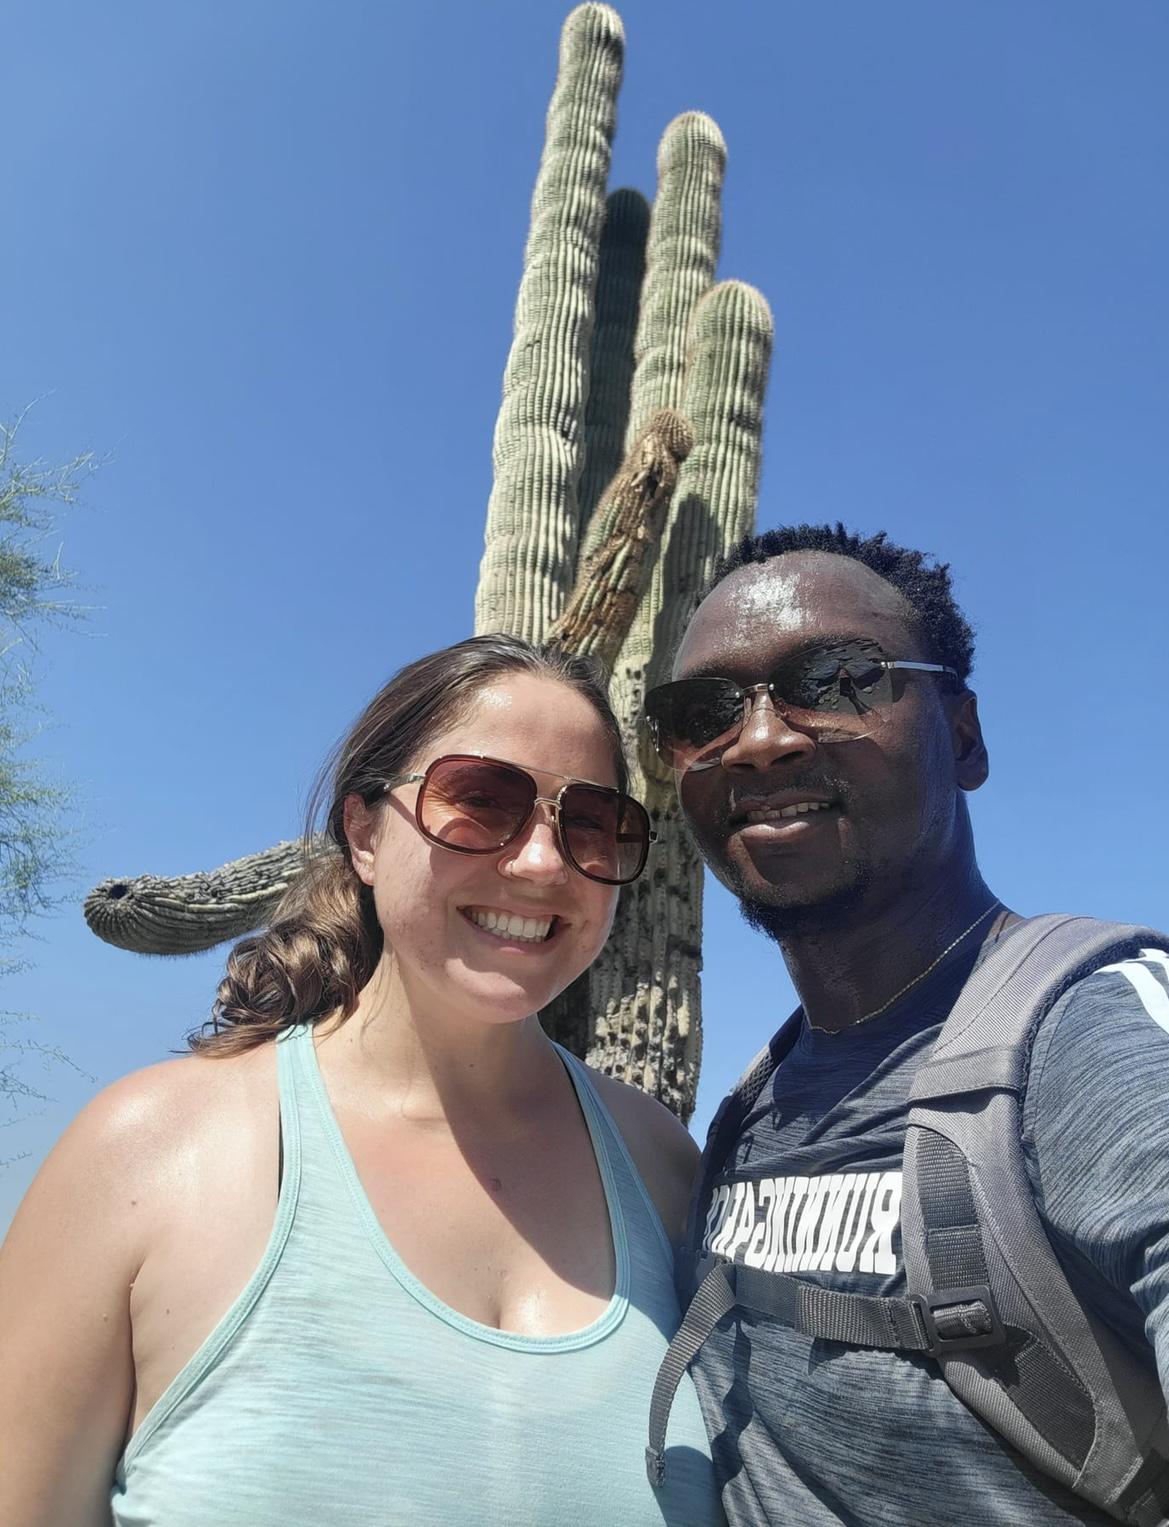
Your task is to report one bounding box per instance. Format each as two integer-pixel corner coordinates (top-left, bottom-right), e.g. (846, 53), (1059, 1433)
(0, 411), (93, 1160)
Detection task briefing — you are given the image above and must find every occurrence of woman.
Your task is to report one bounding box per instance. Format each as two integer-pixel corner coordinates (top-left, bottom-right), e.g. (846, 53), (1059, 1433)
(0, 634), (723, 1526)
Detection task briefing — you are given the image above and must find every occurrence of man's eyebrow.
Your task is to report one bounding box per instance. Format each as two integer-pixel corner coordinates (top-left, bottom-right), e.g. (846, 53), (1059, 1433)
(787, 632), (884, 657)
(680, 633), (884, 679)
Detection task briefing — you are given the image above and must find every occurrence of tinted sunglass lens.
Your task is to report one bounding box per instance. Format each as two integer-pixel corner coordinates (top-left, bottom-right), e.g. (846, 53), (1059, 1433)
(560, 784), (618, 879)
(793, 655), (891, 714)
(613, 798), (652, 882)
(648, 679), (745, 769)
(767, 654), (892, 742)
(420, 759), (533, 849)
(560, 785), (648, 884)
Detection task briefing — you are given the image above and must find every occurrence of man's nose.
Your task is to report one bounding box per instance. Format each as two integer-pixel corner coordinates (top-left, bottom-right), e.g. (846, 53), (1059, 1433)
(718, 687), (817, 770)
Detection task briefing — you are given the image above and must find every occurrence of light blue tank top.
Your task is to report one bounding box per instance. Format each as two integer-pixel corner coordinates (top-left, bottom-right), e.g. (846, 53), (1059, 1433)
(113, 1023), (723, 1525)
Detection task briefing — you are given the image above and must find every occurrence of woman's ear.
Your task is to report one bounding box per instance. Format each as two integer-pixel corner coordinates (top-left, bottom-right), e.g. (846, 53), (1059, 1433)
(952, 691), (989, 792)
(342, 794), (379, 886)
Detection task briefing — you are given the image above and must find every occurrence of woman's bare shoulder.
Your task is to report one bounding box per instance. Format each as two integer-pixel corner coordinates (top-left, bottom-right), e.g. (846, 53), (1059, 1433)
(13, 1044), (275, 1244)
(70, 1045), (270, 1161)
(587, 1069), (700, 1247)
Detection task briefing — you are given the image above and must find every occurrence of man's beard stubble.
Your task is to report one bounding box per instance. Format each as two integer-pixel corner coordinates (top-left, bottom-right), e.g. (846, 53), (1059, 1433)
(697, 763), (873, 943)
(737, 875), (873, 944)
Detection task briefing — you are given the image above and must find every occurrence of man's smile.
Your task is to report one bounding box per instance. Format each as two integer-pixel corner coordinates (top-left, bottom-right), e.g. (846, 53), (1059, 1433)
(733, 803), (841, 848)
(730, 791), (837, 826)
(720, 787), (842, 845)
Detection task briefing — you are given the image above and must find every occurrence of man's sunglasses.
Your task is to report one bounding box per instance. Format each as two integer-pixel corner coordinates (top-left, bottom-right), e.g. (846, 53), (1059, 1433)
(644, 642), (959, 773)
(381, 754), (655, 886)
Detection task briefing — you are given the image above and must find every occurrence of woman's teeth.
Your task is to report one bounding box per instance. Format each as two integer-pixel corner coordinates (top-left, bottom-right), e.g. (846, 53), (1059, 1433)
(745, 801), (831, 822)
(466, 908), (554, 943)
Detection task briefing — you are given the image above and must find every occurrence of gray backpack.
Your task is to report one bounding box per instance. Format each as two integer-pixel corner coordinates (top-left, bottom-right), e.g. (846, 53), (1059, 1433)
(648, 915), (1169, 1525)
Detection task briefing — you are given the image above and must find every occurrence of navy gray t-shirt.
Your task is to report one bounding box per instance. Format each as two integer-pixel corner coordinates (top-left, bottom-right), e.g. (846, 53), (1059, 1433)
(687, 942), (1169, 1526)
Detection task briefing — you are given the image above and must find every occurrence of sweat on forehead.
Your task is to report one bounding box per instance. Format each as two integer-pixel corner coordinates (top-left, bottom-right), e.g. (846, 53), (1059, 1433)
(675, 551), (926, 677)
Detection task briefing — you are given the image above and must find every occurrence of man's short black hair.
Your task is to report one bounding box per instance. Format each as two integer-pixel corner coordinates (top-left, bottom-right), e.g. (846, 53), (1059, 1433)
(708, 523), (976, 684)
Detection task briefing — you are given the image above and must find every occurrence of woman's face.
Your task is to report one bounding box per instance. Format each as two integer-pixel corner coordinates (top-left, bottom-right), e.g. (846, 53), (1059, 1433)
(345, 672), (623, 1029)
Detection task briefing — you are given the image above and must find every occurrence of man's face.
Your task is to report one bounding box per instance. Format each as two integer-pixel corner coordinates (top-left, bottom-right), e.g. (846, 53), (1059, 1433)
(672, 551), (987, 934)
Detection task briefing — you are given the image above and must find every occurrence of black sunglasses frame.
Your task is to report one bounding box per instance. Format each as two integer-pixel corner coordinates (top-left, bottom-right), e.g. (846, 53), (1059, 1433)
(381, 753), (655, 886)
(644, 655), (960, 772)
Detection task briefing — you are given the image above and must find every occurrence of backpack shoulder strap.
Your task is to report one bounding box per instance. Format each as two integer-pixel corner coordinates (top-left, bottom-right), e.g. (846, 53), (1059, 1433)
(903, 914), (1169, 1525)
(649, 1011), (800, 1486)
(675, 1010), (802, 1297)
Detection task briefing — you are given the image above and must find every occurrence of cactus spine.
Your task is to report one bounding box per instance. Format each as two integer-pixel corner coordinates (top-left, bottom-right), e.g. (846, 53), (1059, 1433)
(81, 5), (774, 1120)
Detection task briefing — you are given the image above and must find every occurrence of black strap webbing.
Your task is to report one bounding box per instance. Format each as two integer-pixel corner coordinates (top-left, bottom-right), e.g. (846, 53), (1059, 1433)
(646, 1255), (1002, 1486)
(1119, 1449), (1169, 1527)
(731, 1261), (935, 1349)
(917, 1130), (1097, 1470)
(646, 1261), (736, 1485)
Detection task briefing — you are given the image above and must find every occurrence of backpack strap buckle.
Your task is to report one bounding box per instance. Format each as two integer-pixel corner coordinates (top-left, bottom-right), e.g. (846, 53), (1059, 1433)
(910, 1285), (1005, 1357)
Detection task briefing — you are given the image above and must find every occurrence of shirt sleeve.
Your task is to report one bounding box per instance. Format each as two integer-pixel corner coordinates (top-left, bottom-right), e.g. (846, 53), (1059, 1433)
(1022, 949), (1169, 1399)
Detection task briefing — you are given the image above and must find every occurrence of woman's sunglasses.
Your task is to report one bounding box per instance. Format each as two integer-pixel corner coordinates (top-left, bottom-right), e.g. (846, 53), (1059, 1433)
(644, 642), (958, 773)
(381, 754), (655, 886)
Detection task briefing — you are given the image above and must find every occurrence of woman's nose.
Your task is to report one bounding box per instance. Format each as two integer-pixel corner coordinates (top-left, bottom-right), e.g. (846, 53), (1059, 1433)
(498, 802), (570, 883)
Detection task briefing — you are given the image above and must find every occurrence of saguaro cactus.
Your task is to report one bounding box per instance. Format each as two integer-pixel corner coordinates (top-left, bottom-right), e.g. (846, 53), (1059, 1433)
(83, 4), (773, 1119)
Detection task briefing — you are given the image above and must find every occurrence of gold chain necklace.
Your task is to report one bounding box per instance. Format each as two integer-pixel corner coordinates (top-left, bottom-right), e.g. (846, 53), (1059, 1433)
(814, 900), (1003, 1033)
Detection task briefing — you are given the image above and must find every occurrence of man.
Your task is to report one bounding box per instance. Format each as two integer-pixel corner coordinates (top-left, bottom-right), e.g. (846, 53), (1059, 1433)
(646, 524), (1169, 1525)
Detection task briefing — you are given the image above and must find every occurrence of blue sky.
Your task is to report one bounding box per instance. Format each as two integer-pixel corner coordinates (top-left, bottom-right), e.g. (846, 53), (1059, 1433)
(2, 0), (1167, 1231)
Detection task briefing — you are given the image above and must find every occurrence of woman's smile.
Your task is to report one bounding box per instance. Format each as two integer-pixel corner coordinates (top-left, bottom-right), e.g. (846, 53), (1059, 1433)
(459, 904), (561, 946)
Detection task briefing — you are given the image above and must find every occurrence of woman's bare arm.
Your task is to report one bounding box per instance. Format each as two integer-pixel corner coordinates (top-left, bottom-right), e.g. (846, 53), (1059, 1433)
(590, 1072), (702, 1248)
(0, 1073), (160, 1527)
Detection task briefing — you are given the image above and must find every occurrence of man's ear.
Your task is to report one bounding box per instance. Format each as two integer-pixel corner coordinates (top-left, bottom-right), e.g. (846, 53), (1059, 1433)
(342, 794), (379, 886)
(952, 690), (989, 792)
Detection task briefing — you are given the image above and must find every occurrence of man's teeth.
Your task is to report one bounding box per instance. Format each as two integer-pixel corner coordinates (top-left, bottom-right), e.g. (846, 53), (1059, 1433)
(467, 908), (554, 943)
(745, 802), (832, 823)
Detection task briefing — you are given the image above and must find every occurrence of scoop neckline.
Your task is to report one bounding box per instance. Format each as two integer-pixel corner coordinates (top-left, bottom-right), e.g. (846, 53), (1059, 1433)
(298, 1024), (631, 1352)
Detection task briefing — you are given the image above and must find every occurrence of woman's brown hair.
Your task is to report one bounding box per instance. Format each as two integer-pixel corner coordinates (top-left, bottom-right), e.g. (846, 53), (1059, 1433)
(190, 635), (626, 1056)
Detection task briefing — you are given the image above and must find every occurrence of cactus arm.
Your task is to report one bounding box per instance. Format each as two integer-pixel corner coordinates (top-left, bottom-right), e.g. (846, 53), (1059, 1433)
(643, 280), (776, 728)
(583, 280), (774, 1119)
(576, 188), (650, 535)
(624, 112), (726, 442)
(82, 840), (312, 955)
(473, 3), (625, 642)
(546, 408), (692, 670)
(604, 109), (727, 789)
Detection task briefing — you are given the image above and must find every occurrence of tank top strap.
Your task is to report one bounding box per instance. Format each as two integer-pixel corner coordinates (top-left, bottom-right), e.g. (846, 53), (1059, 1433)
(554, 1045), (675, 1269)
(118, 1034), (306, 1472)
(276, 1021), (379, 1231)
(272, 1023), (305, 1207)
